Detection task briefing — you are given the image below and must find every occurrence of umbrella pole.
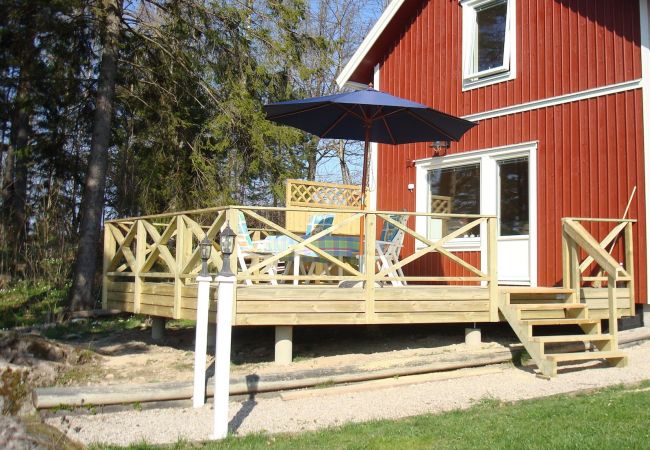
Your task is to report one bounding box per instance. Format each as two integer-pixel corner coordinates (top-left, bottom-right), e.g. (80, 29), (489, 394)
(360, 127), (371, 279)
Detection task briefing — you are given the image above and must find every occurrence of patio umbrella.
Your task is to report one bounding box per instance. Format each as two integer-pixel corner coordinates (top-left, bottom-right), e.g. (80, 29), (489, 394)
(263, 86), (477, 205)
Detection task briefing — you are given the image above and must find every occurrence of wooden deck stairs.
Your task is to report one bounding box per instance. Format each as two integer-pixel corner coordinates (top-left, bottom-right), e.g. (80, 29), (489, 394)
(499, 287), (628, 378)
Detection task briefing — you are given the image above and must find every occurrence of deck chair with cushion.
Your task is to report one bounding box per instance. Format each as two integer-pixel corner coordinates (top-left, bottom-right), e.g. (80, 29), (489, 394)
(235, 211), (279, 285)
(376, 214), (409, 286)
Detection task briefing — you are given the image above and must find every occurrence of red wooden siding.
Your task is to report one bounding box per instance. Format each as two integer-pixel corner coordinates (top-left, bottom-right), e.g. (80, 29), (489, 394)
(374, 0), (647, 303)
(380, 0), (641, 116)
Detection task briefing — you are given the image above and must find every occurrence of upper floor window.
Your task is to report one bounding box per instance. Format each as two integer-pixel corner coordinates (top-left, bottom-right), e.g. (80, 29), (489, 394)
(462, 0), (516, 90)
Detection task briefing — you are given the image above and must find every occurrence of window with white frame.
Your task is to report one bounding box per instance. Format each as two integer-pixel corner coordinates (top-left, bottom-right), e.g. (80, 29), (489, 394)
(462, 0), (515, 90)
(427, 163), (481, 241)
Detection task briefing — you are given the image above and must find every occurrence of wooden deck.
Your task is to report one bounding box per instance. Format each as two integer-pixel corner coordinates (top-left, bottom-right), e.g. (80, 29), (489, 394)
(105, 282), (633, 326)
(101, 181), (637, 376)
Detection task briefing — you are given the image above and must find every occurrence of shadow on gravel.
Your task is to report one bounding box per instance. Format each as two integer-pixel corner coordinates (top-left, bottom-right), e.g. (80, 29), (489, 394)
(228, 374), (260, 432)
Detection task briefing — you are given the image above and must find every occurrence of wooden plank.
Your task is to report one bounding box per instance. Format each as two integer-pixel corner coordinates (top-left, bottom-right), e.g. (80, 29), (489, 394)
(364, 213), (376, 322)
(580, 287), (630, 300)
(133, 220), (146, 314)
(488, 216), (498, 321)
(181, 296), (217, 311)
(235, 313), (366, 326)
(375, 301), (489, 313)
(139, 303), (174, 317)
(141, 283), (175, 296)
(140, 294), (174, 307)
(106, 281), (136, 293)
(105, 291), (134, 302)
(106, 300), (134, 312)
(624, 222), (635, 312)
(373, 287), (489, 301)
(372, 312), (490, 323)
(102, 225), (117, 310)
(236, 286), (365, 301)
(236, 301), (364, 314)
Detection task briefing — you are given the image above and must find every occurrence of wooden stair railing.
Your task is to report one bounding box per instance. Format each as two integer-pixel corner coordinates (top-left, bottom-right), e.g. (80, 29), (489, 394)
(498, 218), (634, 378)
(499, 288), (627, 378)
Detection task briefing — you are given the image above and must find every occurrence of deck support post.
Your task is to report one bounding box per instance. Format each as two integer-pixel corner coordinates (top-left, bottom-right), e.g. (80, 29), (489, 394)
(151, 317), (166, 341)
(465, 328), (481, 347)
(212, 274), (235, 439)
(274, 325), (293, 365)
(192, 275), (212, 408)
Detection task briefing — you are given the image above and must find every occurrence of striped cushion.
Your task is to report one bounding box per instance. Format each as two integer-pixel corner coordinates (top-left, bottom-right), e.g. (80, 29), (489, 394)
(379, 214), (406, 242)
(236, 211), (254, 251)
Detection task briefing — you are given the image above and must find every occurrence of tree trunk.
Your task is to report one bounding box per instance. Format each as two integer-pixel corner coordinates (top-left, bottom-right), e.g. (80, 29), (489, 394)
(11, 78), (30, 257)
(337, 140), (352, 185)
(70, 0), (121, 311)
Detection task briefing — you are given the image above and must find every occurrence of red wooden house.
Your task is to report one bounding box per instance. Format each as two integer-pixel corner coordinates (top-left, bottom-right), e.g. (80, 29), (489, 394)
(337, 0), (650, 320)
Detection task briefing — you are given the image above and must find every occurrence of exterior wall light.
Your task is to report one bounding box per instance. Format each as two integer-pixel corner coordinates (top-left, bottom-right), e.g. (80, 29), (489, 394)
(430, 140), (451, 156)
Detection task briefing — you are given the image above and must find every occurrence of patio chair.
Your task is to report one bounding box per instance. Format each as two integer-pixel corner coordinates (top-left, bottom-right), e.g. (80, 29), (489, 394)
(376, 214), (409, 286)
(235, 211), (279, 286)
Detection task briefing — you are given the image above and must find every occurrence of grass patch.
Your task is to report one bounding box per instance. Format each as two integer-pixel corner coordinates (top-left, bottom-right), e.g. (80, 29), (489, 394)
(0, 281), (68, 329)
(42, 316), (147, 341)
(90, 381), (650, 450)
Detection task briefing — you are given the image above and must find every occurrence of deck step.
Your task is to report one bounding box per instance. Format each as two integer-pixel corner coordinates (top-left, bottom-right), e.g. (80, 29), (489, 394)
(523, 318), (600, 327)
(515, 303), (586, 311)
(501, 287), (574, 295)
(546, 350), (627, 363)
(532, 334), (612, 344)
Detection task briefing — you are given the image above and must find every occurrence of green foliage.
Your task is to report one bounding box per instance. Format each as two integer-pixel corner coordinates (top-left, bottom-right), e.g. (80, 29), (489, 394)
(0, 281), (68, 329)
(88, 382), (650, 450)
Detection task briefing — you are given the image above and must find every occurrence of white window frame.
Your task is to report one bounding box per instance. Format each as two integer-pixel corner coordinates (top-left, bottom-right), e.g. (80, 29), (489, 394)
(461, 0), (516, 91)
(414, 141), (537, 258)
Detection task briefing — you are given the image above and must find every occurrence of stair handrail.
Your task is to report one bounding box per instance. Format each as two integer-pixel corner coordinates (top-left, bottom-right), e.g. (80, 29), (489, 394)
(561, 218), (637, 351)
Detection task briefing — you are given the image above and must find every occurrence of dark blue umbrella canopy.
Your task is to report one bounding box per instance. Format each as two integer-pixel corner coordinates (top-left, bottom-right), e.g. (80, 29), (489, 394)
(263, 88), (477, 145)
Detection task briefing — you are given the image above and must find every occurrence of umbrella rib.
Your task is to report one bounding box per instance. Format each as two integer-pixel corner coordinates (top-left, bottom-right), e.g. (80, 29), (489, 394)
(335, 104), (366, 122)
(266, 102), (332, 120)
(405, 110), (457, 141)
(320, 110), (350, 139)
(382, 116), (397, 145)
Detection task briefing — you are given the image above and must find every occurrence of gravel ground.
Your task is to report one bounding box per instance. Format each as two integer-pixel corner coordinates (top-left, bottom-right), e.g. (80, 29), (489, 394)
(47, 339), (650, 447)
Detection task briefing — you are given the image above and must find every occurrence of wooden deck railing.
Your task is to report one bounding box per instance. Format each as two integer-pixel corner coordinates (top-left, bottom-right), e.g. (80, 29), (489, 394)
(103, 206), (499, 320)
(561, 218), (636, 348)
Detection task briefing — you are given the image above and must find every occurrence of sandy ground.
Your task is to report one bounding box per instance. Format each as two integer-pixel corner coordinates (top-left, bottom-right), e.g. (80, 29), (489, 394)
(47, 339), (650, 447)
(70, 323), (514, 385)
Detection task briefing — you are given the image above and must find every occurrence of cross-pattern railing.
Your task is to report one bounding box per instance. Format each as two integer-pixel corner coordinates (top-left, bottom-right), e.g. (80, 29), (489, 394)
(103, 206), (499, 320)
(562, 217), (636, 349)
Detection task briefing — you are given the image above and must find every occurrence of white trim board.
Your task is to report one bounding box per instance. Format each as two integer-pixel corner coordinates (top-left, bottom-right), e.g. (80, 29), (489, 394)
(463, 79), (642, 122)
(336, 0), (406, 89)
(639, 0), (650, 305)
(415, 141), (538, 286)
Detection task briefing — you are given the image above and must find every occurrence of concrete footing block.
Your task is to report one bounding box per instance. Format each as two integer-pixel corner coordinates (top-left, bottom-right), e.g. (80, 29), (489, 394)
(151, 317), (166, 341)
(643, 304), (650, 328)
(465, 328), (481, 347)
(275, 326), (293, 365)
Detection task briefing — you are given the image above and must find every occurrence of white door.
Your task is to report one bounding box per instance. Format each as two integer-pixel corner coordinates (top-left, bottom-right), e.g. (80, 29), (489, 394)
(496, 157), (531, 284)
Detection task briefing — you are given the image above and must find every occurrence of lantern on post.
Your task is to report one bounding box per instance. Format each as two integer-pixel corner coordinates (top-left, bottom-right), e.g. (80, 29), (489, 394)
(219, 223), (236, 276)
(199, 235), (212, 277)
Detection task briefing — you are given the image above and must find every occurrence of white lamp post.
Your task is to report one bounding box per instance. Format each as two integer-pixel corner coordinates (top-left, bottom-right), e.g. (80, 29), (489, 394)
(211, 222), (236, 439)
(192, 234), (213, 408)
